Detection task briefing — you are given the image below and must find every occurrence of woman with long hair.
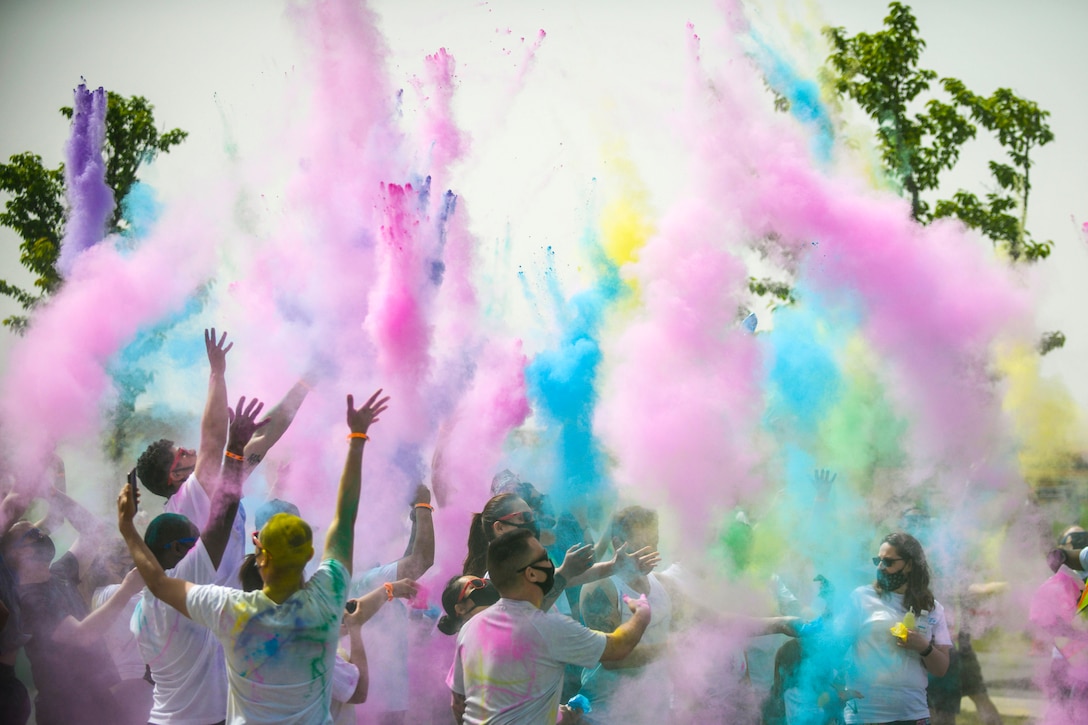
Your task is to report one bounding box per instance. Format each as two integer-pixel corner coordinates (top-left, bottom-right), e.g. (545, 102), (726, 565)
(842, 531), (953, 725)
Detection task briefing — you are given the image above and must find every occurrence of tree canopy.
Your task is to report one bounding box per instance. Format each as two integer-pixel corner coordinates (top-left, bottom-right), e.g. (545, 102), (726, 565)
(0, 91), (187, 331)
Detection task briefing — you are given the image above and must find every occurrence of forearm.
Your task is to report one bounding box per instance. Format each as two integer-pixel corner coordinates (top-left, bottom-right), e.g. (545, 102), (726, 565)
(50, 489), (103, 537)
(243, 380), (309, 463)
(65, 584), (136, 646)
(0, 492), (29, 535)
(400, 509), (434, 580)
(346, 626), (369, 703)
(602, 641), (666, 670)
(565, 560), (611, 588)
(922, 644), (951, 677)
(601, 610), (650, 662)
(325, 439), (365, 568)
(203, 456), (244, 570)
(451, 692), (466, 724)
(198, 370), (229, 481)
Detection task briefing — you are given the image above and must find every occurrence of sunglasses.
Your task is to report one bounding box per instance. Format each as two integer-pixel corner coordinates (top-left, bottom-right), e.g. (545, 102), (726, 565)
(17, 527), (45, 545)
(164, 536), (198, 551)
(458, 577), (487, 604)
(170, 447), (194, 478)
(872, 556), (905, 567)
(496, 510), (536, 525)
(517, 555), (553, 574)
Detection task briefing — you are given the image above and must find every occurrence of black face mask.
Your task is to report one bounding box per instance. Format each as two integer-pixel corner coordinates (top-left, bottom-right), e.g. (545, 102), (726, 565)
(877, 568), (908, 592)
(528, 560), (556, 596)
(468, 583), (501, 608)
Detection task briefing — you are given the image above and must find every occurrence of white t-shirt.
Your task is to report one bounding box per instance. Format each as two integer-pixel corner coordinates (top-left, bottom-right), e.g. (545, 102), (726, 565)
(93, 585), (145, 681)
(351, 561), (409, 712)
(448, 598), (606, 725)
(843, 585), (952, 724)
(132, 540), (228, 725)
(186, 558), (350, 725)
(166, 472), (246, 588)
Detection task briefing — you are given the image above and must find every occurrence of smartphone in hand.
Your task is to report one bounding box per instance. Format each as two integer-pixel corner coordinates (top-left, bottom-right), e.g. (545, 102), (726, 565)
(127, 468), (139, 512)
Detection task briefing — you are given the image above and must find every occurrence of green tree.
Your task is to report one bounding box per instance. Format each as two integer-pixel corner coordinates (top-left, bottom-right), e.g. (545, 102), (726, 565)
(935, 81), (1054, 261)
(824, 2), (1059, 352)
(824, 1), (976, 222)
(0, 92), (187, 331)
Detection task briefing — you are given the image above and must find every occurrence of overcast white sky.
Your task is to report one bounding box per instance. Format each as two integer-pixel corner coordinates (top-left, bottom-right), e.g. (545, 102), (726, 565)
(1, 0), (1085, 411)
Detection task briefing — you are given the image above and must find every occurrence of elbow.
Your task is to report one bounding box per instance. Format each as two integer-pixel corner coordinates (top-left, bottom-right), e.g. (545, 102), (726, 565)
(348, 679), (369, 704)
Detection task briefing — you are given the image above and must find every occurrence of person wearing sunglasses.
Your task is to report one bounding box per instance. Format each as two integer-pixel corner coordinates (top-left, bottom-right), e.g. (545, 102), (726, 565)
(120, 389), (388, 725)
(841, 532), (952, 725)
(438, 575), (501, 636)
(134, 329), (312, 589)
(449, 528), (651, 725)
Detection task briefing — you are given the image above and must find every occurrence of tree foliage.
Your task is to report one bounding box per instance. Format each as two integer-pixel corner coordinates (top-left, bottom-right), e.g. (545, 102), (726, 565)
(824, 1), (1054, 265)
(0, 92), (187, 331)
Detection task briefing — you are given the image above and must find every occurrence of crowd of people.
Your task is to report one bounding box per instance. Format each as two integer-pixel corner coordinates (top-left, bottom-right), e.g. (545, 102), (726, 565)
(0, 327), (1083, 725)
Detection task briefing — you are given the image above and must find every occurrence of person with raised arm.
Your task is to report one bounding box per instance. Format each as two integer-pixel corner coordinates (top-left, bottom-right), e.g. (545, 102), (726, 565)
(2, 481), (145, 724)
(132, 395), (265, 725)
(119, 390), (389, 725)
(135, 328), (312, 587)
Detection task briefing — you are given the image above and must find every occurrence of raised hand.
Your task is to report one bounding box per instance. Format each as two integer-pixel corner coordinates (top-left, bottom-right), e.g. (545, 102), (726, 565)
(623, 592), (651, 618)
(812, 468), (837, 501)
(559, 543), (595, 580)
(204, 328), (233, 376)
(117, 482), (140, 528)
(226, 396), (269, 453)
(412, 484), (432, 507)
(346, 389), (390, 435)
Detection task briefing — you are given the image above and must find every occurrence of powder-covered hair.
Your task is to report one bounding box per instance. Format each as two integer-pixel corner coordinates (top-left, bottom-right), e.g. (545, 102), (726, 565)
(137, 439), (176, 497)
(875, 531), (935, 615)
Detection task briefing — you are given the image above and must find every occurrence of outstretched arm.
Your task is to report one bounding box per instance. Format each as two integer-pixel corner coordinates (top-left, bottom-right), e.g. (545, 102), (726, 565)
(600, 594), (652, 662)
(396, 485), (435, 581)
(194, 328), (233, 495)
(117, 483), (192, 618)
(203, 397), (267, 570)
(242, 379), (311, 473)
(324, 390), (390, 573)
(53, 567), (145, 647)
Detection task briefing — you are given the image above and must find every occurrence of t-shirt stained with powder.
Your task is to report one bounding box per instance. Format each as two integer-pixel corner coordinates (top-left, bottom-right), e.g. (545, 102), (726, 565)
(186, 557), (350, 725)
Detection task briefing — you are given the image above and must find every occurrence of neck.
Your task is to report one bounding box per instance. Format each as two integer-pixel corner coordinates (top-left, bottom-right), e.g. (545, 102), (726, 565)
(262, 571), (304, 603)
(505, 587), (544, 609)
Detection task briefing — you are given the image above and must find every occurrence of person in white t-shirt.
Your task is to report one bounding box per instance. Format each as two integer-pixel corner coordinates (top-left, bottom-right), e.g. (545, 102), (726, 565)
(131, 395), (265, 725)
(119, 389), (389, 725)
(841, 532), (953, 725)
(448, 528), (652, 725)
(135, 328), (311, 588)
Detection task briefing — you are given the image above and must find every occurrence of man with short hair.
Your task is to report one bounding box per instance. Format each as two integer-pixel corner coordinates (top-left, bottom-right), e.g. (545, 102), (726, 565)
(579, 505), (675, 723)
(448, 528), (652, 725)
(133, 396), (263, 725)
(119, 390), (389, 725)
(135, 328), (311, 587)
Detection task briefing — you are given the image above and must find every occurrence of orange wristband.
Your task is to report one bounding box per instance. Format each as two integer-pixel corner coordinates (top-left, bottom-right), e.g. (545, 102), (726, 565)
(347, 432), (369, 441)
(414, 503), (434, 511)
(225, 451), (244, 461)
(383, 582), (395, 601)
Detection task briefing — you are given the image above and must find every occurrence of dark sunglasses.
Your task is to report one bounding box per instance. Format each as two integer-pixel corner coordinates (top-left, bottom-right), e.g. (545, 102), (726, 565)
(872, 556), (905, 567)
(17, 527), (45, 545)
(517, 555), (553, 573)
(164, 536), (198, 551)
(458, 577), (487, 604)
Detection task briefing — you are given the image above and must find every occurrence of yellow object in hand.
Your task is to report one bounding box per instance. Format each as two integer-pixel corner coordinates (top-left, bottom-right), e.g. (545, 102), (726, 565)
(890, 622), (909, 641)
